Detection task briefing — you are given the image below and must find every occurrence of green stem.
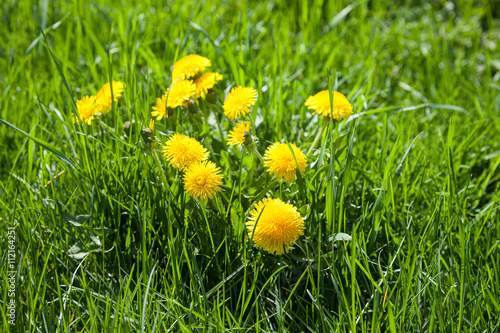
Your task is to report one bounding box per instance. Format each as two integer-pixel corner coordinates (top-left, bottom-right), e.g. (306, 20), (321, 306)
(306, 121), (327, 156)
(152, 149), (169, 191)
(99, 121), (116, 134)
(254, 150), (265, 163)
(238, 150), (245, 209)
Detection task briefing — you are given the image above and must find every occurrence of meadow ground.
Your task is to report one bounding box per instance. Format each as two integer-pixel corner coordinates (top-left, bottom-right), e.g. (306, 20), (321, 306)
(1, 0), (500, 332)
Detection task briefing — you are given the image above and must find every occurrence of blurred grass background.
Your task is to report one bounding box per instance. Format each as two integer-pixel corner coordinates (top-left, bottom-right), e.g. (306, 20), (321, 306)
(1, 0), (500, 331)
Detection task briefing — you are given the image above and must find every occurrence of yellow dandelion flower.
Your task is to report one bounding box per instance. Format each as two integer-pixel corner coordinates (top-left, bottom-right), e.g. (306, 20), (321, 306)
(95, 81), (126, 114)
(75, 95), (97, 125)
(246, 198), (305, 255)
(148, 119), (154, 131)
(162, 133), (209, 170)
(304, 91), (353, 120)
(172, 54), (211, 80)
(227, 121), (251, 147)
(264, 142), (307, 182)
(151, 79), (196, 120)
(166, 79), (196, 108)
(194, 72), (223, 98)
(151, 94), (167, 120)
(223, 86), (258, 120)
(184, 161), (223, 201)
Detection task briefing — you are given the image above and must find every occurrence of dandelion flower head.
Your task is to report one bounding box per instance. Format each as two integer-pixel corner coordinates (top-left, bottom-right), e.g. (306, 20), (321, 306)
(246, 198), (305, 255)
(95, 81), (125, 114)
(223, 86), (258, 120)
(162, 133), (209, 170)
(304, 91), (353, 120)
(148, 119), (154, 131)
(75, 95), (97, 125)
(184, 161), (223, 201)
(167, 79), (196, 108)
(194, 72), (223, 98)
(172, 54), (211, 80)
(227, 121), (251, 147)
(264, 142), (307, 182)
(151, 79), (196, 120)
(151, 94), (167, 120)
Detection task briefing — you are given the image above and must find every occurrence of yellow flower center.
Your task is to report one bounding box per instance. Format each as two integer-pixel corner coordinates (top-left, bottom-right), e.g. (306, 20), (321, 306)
(195, 176), (207, 186)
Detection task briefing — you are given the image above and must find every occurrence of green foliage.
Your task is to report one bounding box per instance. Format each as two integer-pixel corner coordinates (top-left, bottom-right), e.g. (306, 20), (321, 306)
(1, 0), (499, 331)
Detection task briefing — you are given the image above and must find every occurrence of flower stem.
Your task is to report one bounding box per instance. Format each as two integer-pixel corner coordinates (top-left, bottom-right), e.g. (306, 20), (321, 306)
(238, 150), (245, 208)
(152, 149), (170, 191)
(254, 150), (265, 163)
(306, 121), (328, 156)
(99, 121), (116, 134)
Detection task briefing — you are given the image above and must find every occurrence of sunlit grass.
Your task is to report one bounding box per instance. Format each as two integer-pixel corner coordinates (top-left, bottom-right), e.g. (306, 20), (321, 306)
(1, 0), (499, 332)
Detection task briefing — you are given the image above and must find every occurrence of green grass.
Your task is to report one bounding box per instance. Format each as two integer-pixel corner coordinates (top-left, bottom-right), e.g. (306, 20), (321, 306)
(1, 0), (500, 331)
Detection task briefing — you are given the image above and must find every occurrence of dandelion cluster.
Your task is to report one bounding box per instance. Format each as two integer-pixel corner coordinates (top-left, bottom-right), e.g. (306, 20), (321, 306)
(75, 81), (125, 125)
(74, 54), (354, 255)
(150, 54), (352, 253)
(161, 133), (223, 201)
(151, 54), (223, 120)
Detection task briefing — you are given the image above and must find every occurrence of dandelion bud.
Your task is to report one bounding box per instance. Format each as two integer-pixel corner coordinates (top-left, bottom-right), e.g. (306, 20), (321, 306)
(243, 131), (253, 146)
(141, 127), (156, 153)
(141, 128), (155, 143)
(124, 121), (136, 136)
(243, 132), (259, 155)
(187, 99), (198, 112)
(206, 90), (217, 104)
